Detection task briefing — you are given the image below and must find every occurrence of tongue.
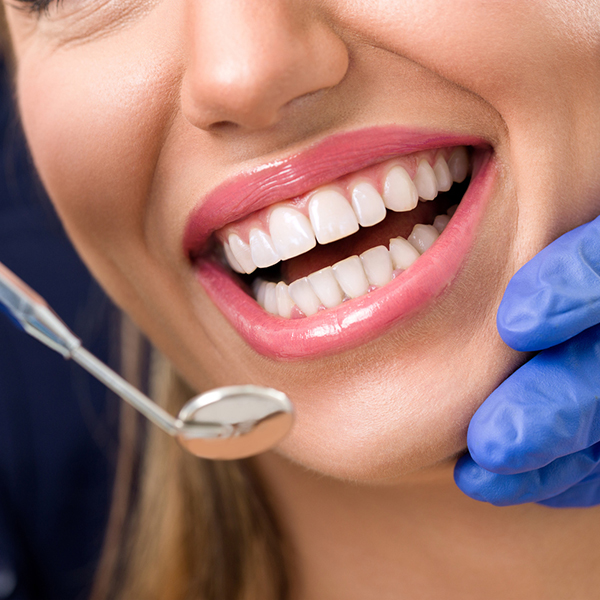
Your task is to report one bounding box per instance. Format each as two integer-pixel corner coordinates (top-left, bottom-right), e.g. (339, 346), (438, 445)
(281, 199), (441, 283)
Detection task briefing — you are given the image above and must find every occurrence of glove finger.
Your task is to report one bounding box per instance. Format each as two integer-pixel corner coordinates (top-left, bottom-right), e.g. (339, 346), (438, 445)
(497, 215), (600, 352)
(468, 324), (600, 474)
(537, 460), (600, 507)
(454, 443), (600, 507)
(537, 479), (600, 508)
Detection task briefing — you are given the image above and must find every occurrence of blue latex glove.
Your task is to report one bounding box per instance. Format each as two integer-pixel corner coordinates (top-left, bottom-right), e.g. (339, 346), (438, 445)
(454, 216), (600, 507)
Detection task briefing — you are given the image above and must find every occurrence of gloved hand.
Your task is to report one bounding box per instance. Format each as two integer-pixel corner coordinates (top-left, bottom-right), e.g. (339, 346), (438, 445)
(454, 215), (600, 507)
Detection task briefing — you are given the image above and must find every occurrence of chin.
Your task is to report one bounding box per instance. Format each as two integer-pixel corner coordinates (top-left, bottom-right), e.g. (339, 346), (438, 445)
(252, 315), (515, 484)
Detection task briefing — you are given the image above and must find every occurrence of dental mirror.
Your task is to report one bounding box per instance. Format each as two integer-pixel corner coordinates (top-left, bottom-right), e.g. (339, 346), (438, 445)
(0, 261), (294, 460)
(176, 386), (293, 459)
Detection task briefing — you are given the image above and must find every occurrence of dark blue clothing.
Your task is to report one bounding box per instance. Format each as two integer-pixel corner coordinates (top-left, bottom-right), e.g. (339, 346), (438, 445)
(0, 57), (118, 600)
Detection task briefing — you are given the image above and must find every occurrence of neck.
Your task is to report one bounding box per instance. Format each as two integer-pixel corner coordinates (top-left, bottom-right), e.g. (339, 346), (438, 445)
(256, 453), (600, 600)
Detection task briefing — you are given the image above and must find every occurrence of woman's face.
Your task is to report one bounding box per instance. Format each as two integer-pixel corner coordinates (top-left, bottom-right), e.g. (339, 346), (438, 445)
(5, 0), (600, 481)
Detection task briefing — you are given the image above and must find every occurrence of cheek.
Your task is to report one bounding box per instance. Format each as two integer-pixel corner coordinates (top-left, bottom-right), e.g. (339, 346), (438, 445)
(16, 40), (179, 267)
(341, 0), (600, 131)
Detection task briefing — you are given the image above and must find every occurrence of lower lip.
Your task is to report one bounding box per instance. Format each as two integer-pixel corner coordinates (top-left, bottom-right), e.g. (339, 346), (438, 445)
(195, 151), (496, 360)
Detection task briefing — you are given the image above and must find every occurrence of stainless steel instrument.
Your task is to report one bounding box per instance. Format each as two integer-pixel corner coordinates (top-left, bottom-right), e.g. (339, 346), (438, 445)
(0, 261), (293, 459)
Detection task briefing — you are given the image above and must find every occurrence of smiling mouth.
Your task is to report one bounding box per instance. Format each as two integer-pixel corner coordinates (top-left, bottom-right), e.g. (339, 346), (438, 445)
(212, 146), (471, 318)
(186, 126), (495, 360)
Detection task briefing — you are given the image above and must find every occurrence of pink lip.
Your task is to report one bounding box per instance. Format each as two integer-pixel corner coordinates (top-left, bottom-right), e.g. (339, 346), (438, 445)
(186, 126), (495, 360)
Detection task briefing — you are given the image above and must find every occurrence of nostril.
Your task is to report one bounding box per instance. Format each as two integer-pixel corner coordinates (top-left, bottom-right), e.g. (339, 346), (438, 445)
(209, 121), (240, 134)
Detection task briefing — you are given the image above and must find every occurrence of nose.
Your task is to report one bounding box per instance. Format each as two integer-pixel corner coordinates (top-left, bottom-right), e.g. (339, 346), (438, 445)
(181, 0), (349, 131)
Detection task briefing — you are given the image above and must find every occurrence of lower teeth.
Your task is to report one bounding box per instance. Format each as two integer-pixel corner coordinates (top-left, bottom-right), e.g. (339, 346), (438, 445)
(252, 204), (458, 318)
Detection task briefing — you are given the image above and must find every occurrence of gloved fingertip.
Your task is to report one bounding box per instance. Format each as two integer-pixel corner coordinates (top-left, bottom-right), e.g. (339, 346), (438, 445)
(453, 454), (519, 506)
(496, 296), (541, 352)
(453, 454), (488, 502)
(497, 218), (600, 351)
(466, 400), (529, 475)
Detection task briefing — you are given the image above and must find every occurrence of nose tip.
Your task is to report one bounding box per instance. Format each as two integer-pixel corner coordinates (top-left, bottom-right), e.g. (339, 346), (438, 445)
(184, 56), (322, 132)
(181, 2), (349, 132)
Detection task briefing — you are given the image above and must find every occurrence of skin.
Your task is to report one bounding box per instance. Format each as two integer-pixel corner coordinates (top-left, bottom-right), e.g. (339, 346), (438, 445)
(4, 0), (600, 597)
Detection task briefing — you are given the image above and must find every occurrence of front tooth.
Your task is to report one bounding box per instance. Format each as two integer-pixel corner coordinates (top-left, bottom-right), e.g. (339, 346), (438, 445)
(389, 237), (421, 270)
(433, 155), (453, 192)
(413, 160), (438, 201)
(249, 228), (280, 268)
(332, 256), (369, 298)
(408, 224), (439, 254)
(382, 166), (419, 212)
(308, 189), (359, 245)
(223, 241), (245, 273)
(360, 246), (393, 288)
(448, 147), (469, 183)
(288, 277), (321, 316)
(307, 266), (344, 308)
(263, 282), (278, 315)
(351, 182), (387, 227)
(228, 233), (257, 274)
(433, 214), (450, 233)
(269, 207), (316, 260)
(276, 282), (295, 318)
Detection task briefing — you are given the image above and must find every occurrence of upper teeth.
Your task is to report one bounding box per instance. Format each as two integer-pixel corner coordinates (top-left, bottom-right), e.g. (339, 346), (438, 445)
(308, 189), (359, 245)
(220, 147), (470, 276)
(413, 160), (438, 201)
(249, 228), (280, 268)
(351, 181), (387, 227)
(382, 164), (419, 212)
(268, 207), (316, 262)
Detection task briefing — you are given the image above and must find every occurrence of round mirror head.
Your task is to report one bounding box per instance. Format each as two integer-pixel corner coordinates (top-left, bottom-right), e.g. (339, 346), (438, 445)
(176, 385), (293, 459)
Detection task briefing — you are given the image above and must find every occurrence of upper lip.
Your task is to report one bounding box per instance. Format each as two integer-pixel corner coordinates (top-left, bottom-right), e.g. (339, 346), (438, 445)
(183, 125), (487, 259)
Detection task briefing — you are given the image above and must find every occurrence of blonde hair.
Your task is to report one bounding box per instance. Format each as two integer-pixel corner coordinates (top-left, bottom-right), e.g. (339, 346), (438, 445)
(91, 318), (289, 600)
